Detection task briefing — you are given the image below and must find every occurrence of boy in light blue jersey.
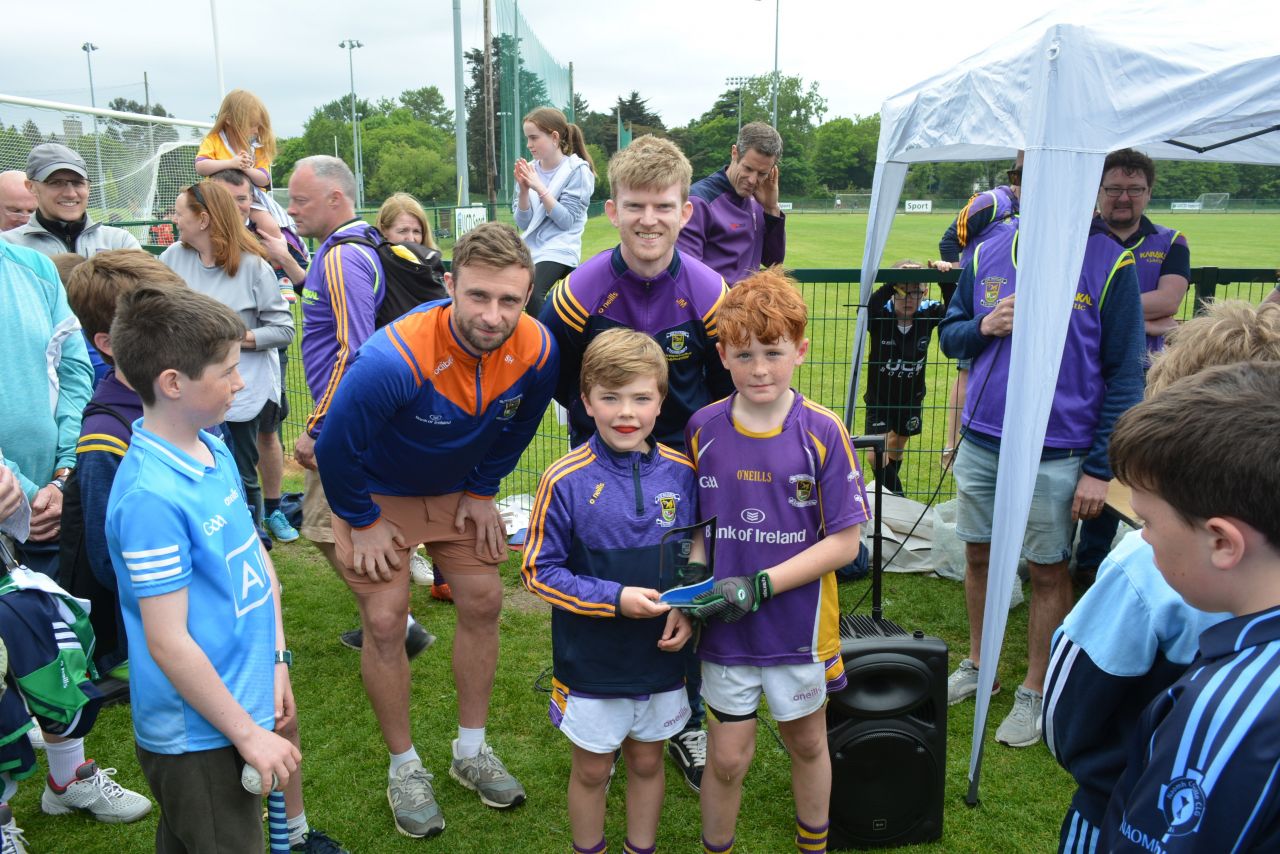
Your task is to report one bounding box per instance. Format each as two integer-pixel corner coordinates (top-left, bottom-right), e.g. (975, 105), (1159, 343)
(106, 284), (300, 853)
(1098, 361), (1280, 852)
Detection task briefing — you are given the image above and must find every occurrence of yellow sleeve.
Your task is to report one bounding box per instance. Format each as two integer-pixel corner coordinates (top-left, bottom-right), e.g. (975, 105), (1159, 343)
(196, 132), (229, 162)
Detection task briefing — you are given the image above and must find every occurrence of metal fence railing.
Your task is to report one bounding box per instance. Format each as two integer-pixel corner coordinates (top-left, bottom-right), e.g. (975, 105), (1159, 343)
(264, 267), (1276, 505)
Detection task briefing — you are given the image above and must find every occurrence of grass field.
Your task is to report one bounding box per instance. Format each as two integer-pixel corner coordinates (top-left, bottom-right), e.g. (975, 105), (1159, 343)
(14, 210), (1278, 853)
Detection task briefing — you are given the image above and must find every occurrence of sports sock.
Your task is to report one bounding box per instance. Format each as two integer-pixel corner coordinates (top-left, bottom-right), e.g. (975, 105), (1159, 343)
(389, 746), (421, 778)
(624, 839), (655, 854)
(265, 497), (281, 515)
(44, 736), (85, 787)
(795, 816), (829, 853)
(703, 837), (734, 853)
(2, 772), (17, 802)
(456, 726), (485, 758)
(405, 613), (416, 637)
(287, 810), (309, 846)
(573, 839), (607, 854)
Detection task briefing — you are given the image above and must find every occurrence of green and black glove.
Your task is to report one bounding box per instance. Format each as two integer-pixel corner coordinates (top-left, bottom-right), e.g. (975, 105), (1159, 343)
(690, 572), (773, 623)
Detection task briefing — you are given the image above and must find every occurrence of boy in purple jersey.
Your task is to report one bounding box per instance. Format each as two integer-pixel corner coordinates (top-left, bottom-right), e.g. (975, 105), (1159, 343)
(684, 269), (870, 854)
(522, 329), (696, 854)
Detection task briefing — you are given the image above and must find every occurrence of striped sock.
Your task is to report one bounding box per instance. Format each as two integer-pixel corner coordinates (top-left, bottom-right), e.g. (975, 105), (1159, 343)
(703, 836), (734, 853)
(623, 839), (656, 854)
(573, 838), (607, 854)
(795, 816), (829, 853)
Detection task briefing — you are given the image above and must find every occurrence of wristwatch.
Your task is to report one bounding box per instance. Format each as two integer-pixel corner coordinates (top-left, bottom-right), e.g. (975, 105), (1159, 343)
(274, 650), (293, 668)
(50, 467), (72, 492)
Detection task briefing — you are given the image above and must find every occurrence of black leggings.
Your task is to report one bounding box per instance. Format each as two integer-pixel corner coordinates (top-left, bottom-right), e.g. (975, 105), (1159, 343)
(526, 261), (575, 318)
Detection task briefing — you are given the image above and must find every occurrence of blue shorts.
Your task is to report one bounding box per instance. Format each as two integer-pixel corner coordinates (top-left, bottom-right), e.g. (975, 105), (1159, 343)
(952, 441), (1082, 565)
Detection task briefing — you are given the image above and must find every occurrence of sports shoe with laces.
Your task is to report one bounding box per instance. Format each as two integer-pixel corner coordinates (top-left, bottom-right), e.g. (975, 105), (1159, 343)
(449, 740), (527, 809)
(40, 760), (152, 823)
(431, 582), (453, 603)
(25, 719), (43, 751)
(292, 828), (350, 853)
(1, 803), (29, 854)
(265, 509), (300, 543)
(667, 727), (706, 793)
(387, 759), (445, 838)
(947, 658), (1002, 706)
(341, 622), (435, 661)
(409, 551), (434, 586)
(995, 685), (1044, 748)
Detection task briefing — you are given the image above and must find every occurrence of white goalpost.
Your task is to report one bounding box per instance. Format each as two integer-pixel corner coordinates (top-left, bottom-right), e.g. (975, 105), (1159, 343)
(0, 94), (212, 242)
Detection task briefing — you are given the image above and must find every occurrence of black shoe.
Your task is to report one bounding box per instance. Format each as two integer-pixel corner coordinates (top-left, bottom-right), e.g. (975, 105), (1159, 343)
(292, 828), (350, 853)
(339, 627), (363, 650)
(340, 625), (435, 661)
(405, 622), (436, 661)
(668, 727), (706, 793)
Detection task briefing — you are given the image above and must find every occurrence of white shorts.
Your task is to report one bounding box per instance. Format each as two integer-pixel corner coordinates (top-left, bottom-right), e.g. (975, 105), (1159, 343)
(550, 680), (690, 754)
(701, 661), (828, 722)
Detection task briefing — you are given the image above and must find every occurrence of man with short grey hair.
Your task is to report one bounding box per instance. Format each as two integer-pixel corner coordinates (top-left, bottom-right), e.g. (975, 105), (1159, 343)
(677, 121), (786, 284)
(0, 170), (36, 231)
(287, 155), (434, 662)
(2, 144), (140, 257)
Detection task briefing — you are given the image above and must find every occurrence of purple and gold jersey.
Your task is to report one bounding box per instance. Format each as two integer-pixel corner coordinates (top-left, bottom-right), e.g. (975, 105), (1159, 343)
(685, 391), (870, 679)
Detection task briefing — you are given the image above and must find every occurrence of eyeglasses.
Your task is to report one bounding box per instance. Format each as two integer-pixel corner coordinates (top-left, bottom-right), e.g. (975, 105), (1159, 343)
(40, 177), (88, 191)
(893, 287), (927, 299)
(1006, 168), (1022, 185)
(1101, 186), (1148, 198)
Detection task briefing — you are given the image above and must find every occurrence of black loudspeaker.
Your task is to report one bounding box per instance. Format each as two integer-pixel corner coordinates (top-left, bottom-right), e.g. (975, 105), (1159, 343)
(828, 615), (948, 849)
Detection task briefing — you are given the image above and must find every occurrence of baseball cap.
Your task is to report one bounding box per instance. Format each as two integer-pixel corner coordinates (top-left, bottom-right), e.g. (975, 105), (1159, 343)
(26, 143), (88, 182)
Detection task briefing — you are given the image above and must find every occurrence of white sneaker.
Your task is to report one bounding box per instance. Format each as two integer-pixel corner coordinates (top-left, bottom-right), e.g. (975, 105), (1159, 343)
(409, 552), (434, 587)
(25, 719), (43, 751)
(0, 804), (29, 854)
(995, 686), (1044, 748)
(40, 761), (152, 824)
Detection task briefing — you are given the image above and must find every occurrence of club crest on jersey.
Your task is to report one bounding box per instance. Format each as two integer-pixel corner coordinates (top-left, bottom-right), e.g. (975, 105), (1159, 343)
(654, 492), (680, 527)
(981, 277), (1006, 308)
(498, 395), (523, 420)
(665, 331), (689, 356)
(906, 416), (921, 432)
(788, 474), (817, 507)
(1160, 772), (1206, 837)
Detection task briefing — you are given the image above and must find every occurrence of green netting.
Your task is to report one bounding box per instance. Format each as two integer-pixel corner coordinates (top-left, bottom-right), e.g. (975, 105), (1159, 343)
(493, 0), (572, 204)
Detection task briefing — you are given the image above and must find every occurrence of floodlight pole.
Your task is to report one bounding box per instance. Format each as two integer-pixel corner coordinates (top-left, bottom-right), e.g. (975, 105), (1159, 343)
(81, 43), (107, 210)
(771, 0), (780, 127)
(339, 39), (364, 209)
(452, 0), (469, 204)
(497, 111), (511, 205)
(726, 76), (749, 136)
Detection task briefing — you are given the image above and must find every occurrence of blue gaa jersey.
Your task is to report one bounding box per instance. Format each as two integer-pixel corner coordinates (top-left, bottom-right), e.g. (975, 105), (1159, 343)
(686, 391), (869, 681)
(1044, 532), (1230, 850)
(106, 422), (275, 754)
(1101, 605), (1280, 852)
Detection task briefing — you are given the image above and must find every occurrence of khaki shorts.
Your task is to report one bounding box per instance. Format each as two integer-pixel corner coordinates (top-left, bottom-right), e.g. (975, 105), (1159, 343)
(332, 492), (501, 592)
(300, 469), (334, 544)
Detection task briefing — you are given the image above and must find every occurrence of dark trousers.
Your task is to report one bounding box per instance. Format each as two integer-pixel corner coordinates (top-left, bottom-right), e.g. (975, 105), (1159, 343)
(136, 744), (264, 854)
(525, 261), (575, 318)
(1075, 514), (1121, 571)
(222, 415), (264, 524)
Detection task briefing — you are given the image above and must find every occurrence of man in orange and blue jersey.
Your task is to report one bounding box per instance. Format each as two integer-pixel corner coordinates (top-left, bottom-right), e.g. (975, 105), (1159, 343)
(315, 222), (557, 838)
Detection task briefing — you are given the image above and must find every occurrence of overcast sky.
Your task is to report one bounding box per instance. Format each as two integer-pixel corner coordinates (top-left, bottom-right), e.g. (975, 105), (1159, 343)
(5, 0), (1070, 137)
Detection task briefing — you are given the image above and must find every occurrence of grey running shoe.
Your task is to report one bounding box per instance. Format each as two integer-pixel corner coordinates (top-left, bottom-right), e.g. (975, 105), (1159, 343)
(449, 741), (527, 809)
(387, 760), (444, 838)
(40, 761), (152, 823)
(947, 658), (1001, 706)
(995, 686), (1044, 748)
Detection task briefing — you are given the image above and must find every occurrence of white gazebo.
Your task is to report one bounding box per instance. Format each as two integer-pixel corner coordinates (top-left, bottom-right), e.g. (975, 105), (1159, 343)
(849, 0), (1280, 799)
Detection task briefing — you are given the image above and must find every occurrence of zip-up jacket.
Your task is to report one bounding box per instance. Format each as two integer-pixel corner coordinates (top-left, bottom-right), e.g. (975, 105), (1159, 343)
(678, 168), (785, 284)
(314, 301), (558, 528)
(521, 434), (697, 695)
(2, 212), (141, 257)
(539, 246), (732, 451)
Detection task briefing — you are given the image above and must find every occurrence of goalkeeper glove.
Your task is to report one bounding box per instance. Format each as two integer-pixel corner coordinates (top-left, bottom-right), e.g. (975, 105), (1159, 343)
(690, 572), (773, 623)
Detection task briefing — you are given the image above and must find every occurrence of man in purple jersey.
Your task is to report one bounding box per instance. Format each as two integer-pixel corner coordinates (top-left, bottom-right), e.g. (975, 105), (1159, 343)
(939, 213), (1145, 749)
(676, 122), (785, 285)
(1073, 149), (1192, 587)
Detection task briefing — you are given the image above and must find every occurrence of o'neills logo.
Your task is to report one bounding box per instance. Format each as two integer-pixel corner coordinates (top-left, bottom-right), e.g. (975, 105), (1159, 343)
(599, 291), (620, 313)
(434, 356), (453, 375)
